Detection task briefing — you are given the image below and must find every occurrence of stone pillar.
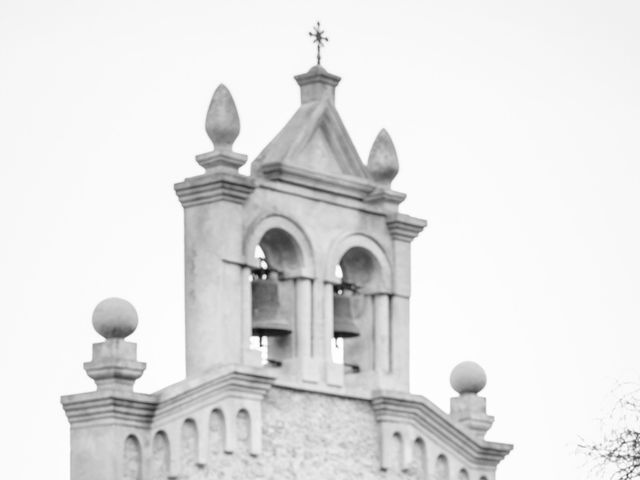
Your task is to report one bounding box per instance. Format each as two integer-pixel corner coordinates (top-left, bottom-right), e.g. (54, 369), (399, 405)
(373, 293), (390, 373)
(324, 281), (344, 386)
(386, 213), (426, 391)
(61, 298), (156, 480)
(174, 83), (256, 377)
(295, 277), (312, 358)
(390, 294), (410, 388)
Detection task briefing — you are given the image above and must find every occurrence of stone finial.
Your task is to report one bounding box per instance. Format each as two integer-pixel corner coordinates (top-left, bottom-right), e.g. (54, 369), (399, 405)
(205, 84), (240, 151)
(92, 297), (138, 339)
(450, 360), (487, 395)
(196, 84), (247, 172)
(449, 361), (494, 439)
(367, 129), (399, 187)
(85, 298), (146, 391)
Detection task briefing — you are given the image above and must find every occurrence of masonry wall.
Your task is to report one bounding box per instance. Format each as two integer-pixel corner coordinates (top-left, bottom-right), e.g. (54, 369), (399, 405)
(182, 386), (424, 480)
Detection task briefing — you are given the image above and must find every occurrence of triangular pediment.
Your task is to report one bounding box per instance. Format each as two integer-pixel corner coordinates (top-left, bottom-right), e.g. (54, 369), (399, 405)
(251, 99), (372, 186)
(296, 128), (343, 175)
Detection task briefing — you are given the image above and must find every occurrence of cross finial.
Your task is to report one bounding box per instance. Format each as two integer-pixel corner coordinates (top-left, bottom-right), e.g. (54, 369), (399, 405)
(308, 21), (328, 65)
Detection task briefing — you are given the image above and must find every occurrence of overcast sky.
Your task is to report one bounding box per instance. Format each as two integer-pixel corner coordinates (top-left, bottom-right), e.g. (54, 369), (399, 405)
(2, 1), (639, 479)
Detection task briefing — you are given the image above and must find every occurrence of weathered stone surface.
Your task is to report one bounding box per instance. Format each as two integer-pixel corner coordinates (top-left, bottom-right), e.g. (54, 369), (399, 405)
(62, 62), (511, 480)
(367, 129), (399, 187)
(205, 84), (240, 151)
(189, 388), (421, 479)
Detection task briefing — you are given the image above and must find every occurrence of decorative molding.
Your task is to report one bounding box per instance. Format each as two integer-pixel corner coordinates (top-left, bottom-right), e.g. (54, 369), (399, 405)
(365, 188), (406, 206)
(195, 150), (247, 173)
(258, 163), (375, 200)
(83, 360), (146, 389)
(61, 391), (158, 428)
(386, 213), (427, 242)
(372, 391), (512, 467)
(255, 179), (387, 217)
(174, 172), (255, 208)
(153, 365), (276, 423)
(294, 67), (341, 88)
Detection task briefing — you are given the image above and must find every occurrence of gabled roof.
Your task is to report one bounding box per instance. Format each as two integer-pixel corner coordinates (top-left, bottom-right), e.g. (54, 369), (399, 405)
(251, 98), (373, 188)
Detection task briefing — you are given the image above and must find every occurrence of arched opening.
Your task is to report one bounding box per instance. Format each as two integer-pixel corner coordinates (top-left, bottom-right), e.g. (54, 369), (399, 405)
(391, 432), (403, 471)
(236, 409), (251, 454)
(181, 419), (198, 474)
(249, 228), (303, 365)
(151, 431), (170, 479)
(334, 246), (385, 373)
(436, 454), (449, 480)
(413, 438), (427, 478)
(209, 409), (225, 455)
(123, 435), (142, 480)
(458, 468), (469, 480)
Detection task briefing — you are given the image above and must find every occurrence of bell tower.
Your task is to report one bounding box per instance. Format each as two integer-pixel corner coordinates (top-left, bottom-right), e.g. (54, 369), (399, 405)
(62, 57), (512, 480)
(175, 64), (425, 393)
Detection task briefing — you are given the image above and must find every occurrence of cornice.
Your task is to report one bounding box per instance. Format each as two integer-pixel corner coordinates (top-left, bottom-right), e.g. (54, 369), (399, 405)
(174, 172), (255, 208)
(372, 391), (512, 467)
(386, 213), (427, 242)
(364, 188), (406, 206)
(258, 163), (376, 201)
(152, 365), (276, 423)
(61, 391), (158, 429)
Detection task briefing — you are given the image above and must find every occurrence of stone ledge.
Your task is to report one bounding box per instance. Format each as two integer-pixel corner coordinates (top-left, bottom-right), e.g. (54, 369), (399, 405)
(174, 172), (255, 207)
(364, 188), (407, 211)
(372, 390), (512, 467)
(61, 391), (157, 428)
(258, 163), (376, 200)
(195, 150), (247, 172)
(153, 364), (276, 423)
(386, 213), (427, 242)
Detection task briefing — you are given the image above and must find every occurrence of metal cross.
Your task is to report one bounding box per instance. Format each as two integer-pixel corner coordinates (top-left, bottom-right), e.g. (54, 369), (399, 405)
(308, 22), (328, 65)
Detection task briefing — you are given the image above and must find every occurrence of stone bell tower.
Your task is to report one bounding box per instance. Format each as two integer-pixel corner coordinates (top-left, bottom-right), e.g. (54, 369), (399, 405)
(61, 61), (513, 480)
(174, 65), (425, 393)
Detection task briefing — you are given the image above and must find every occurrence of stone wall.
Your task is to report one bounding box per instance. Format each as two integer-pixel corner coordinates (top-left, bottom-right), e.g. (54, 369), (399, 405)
(184, 386), (423, 480)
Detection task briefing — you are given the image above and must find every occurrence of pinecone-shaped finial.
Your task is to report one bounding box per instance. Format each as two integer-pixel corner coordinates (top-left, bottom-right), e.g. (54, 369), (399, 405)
(205, 84), (240, 151)
(367, 129), (399, 187)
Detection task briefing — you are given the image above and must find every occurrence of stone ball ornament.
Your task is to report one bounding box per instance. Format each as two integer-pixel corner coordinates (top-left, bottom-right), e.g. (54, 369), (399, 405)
(92, 297), (138, 339)
(450, 361), (487, 395)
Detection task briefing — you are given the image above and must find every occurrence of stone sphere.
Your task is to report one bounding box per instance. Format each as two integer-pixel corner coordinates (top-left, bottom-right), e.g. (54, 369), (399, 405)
(450, 361), (487, 395)
(92, 297), (138, 339)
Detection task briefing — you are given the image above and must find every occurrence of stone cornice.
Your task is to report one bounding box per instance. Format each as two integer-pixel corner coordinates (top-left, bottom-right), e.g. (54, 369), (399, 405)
(294, 68), (341, 87)
(364, 188), (406, 207)
(256, 180), (386, 217)
(61, 391), (158, 429)
(372, 391), (512, 467)
(152, 365), (276, 423)
(174, 172), (255, 208)
(258, 163), (375, 201)
(386, 213), (427, 242)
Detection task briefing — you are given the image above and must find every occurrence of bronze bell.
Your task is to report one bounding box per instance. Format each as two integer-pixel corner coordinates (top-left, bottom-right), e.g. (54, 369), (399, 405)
(251, 269), (292, 337)
(333, 283), (364, 338)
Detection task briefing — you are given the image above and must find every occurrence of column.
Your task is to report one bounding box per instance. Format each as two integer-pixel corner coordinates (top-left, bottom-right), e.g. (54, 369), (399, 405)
(323, 282), (334, 362)
(374, 293), (390, 373)
(295, 278), (312, 358)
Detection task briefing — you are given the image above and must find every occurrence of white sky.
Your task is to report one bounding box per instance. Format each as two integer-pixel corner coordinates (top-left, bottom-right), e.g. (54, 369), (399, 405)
(1, 1), (639, 479)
